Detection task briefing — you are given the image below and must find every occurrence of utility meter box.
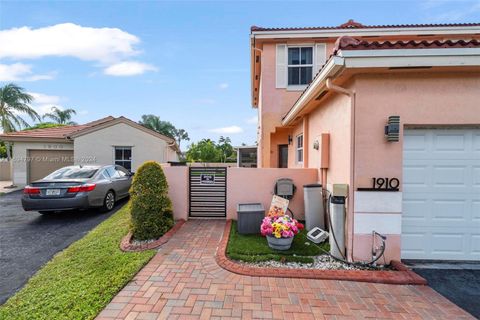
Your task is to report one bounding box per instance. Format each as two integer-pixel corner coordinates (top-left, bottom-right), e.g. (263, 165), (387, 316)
(332, 184), (348, 197)
(275, 178), (295, 198)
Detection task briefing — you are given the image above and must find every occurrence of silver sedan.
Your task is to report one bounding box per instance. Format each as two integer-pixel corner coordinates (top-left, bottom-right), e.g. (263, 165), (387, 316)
(22, 165), (132, 213)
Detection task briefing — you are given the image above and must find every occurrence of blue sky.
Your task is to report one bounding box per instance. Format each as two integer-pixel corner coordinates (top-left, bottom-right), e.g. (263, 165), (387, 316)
(1, 0), (479, 149)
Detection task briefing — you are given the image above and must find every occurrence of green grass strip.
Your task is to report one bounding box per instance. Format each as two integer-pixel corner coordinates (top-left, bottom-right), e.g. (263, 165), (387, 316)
(226, 221), (329, 263)
(0, 205), (156, 320)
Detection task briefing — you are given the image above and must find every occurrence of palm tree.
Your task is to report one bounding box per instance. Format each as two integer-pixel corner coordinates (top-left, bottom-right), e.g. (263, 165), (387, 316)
(139, 114), (175, 138)
(173, 128), (190, 150)
(43, 106), (77, 125)
(0, 83), (41, 185)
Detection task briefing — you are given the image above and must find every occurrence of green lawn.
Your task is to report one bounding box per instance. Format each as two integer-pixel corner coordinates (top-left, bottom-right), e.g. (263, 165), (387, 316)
(226, 221), (329, 263)
(0, 205), (156, 320)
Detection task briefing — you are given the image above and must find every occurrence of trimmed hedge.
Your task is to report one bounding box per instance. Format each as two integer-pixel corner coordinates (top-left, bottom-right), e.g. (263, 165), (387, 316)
(129, 161), (174, 241)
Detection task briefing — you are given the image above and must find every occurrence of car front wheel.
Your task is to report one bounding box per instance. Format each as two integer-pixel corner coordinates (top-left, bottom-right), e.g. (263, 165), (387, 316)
(102, 191), (115, 212)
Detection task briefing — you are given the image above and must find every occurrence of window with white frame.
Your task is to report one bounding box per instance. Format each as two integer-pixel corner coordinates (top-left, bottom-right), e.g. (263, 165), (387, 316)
(296, 134), (303, 163)
(114, 146), (132, 171)
(288, 47), (313, 86)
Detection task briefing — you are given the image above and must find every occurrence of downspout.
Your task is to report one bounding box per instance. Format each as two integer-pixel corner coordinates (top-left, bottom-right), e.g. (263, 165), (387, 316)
(325, 78), (356, 262)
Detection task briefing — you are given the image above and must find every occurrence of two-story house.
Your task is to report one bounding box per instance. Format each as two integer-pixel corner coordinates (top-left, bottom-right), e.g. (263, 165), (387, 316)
(250, 20), (480, 262)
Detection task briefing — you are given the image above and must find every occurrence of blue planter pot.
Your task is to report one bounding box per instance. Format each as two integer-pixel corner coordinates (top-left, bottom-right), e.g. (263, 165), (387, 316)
(266, 235), (293, 251)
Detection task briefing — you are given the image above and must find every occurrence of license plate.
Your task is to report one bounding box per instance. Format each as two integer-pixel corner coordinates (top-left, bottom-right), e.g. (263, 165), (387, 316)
(46, 189), (61, 196)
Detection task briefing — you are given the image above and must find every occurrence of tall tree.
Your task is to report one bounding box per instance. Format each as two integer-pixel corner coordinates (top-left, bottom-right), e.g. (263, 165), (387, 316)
(43, 106), (77, 125)
(217, 136), (234, 163)
(139, 114), (176, 138)
(139, 114), (190, 150)
(186, 139), (221, 162)
(185, 137), (236, 163)
(173, 128), (190, 150)
(0, 83), (41, 162)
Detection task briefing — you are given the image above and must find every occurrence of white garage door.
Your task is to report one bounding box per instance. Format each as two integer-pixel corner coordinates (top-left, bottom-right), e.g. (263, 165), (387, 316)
(402, 128), (480, 261)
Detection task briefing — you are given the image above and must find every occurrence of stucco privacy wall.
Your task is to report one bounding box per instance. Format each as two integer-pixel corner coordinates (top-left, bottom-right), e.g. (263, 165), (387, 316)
(162, 166), (189, 221)
(11, 142), (74, 186)
(74, 123), (173, 171)
(226, 168), (318, 220)
(351, 72), (480, 261)
(0, 160), (11, 180)
(162, 166), (318, 221)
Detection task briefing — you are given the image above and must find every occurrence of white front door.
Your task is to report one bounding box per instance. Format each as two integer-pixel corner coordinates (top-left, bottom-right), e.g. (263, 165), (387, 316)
(402, 128), (480, 261)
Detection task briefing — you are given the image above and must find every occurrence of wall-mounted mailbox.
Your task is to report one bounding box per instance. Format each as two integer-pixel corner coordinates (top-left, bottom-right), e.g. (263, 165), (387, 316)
(385, 116), (400, 142)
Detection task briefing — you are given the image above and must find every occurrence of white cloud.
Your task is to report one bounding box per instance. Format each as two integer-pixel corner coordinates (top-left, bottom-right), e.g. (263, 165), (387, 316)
(0, 63), (54, 81)
(246, 116), (258, 124)
(103, 61), (157, 76)
(29, 92), (61, 105)
(209, 126), (244, 134)
(0, 23), (140, 63)
(218, 83), (229, 89)
(27, 92), (65, 115)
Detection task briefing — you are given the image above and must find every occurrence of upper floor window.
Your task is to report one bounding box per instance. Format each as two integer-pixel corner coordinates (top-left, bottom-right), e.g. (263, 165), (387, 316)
(288, 47), (313, 86)
(296, 134), (304, 163)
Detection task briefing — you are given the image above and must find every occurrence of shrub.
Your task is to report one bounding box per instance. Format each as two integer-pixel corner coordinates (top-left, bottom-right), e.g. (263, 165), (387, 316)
(129, 161), (174, 240)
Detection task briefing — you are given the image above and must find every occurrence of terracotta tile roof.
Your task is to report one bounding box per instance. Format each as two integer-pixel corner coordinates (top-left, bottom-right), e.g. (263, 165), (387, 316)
(282, 37), (480, 122)
(251, 19), (480, 32)
(0, 116), (115, 140)
(335, 37), (480, 52)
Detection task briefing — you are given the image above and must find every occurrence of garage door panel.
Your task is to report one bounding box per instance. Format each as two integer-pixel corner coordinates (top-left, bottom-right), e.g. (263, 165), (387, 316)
(402, 198), (429, 222)
(430, 233), (464, 257)
(402, 128), (480, 261)
(432, 165), (466, 186)
(432, 200), (467, 222)
(28, 150), (74, 183)
(472, 235), (480, 256)
(433, 133), (466, 152)
(473, 133), (480, 152)
(402, 231), (429, 257)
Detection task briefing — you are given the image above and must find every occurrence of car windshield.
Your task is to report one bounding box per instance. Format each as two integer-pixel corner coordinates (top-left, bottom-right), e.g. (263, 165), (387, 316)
(44, 167), (98, 180)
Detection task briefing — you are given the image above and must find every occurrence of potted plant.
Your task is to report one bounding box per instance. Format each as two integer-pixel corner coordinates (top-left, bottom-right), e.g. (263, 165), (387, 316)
(260, 215), (304, 250)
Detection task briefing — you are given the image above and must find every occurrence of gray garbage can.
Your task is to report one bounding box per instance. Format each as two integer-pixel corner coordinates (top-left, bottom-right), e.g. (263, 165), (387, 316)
(237, 203), (265, 234)
(303, 184), (324, 231)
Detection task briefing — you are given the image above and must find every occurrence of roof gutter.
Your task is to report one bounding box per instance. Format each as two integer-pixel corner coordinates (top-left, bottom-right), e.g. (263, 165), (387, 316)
(251, 25), (480, 39)
(282, 56), (345, 126)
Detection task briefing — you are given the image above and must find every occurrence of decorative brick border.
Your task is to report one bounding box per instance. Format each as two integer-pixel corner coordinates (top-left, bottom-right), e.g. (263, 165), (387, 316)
(216, 220), (427, 285)
(120, 219), (185, 252)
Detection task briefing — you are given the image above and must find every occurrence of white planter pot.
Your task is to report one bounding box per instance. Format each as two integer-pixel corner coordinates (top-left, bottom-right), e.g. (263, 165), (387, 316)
(266, 235), (293, 251)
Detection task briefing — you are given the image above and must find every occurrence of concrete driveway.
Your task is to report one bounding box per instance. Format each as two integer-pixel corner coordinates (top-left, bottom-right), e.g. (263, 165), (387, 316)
(413, 266), (480, 319)
(0, 191), (127, 304)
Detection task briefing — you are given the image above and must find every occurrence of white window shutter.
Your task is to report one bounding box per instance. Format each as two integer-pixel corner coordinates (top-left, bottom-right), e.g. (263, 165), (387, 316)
(276, 44), (287, 88)
(314, 43), (327, 75)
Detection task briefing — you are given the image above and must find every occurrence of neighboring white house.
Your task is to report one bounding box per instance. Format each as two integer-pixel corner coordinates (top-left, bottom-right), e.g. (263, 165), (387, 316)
(0, 116), (179, 186)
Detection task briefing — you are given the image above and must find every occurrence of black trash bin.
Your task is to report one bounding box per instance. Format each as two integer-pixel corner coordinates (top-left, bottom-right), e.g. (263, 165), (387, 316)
(237, 203), (265, 234)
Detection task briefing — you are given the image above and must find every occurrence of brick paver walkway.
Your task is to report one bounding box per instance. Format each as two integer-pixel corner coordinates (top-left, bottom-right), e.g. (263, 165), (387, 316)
(98, 220), (473, 319)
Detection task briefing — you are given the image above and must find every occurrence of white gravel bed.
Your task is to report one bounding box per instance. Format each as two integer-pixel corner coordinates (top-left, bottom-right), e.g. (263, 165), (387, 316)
(239, 255), (389, 271)
(130, 238), (157, 246)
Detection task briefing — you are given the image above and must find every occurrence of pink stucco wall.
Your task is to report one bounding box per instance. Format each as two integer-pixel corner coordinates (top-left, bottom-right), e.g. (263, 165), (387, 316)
(259, 43), (304, 168)
(354, 72), (480, 190)
(163, 166), (189, 221)
(226, 167), (318, 220)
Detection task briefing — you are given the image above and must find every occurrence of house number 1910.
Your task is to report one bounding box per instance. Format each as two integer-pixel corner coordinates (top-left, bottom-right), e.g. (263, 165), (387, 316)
(372, 177), (399, 191)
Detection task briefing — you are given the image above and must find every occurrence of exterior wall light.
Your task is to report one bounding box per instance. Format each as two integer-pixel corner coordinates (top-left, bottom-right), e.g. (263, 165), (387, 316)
(385, 116), (400, 142)
(313, 139), (319, 150)
(288, 135), (293, 145)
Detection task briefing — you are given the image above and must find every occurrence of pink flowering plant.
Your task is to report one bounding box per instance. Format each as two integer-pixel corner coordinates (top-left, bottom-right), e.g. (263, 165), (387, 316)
(260, 215), (304, 239)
